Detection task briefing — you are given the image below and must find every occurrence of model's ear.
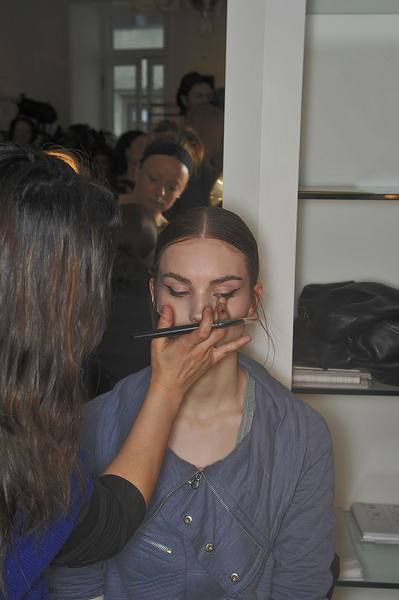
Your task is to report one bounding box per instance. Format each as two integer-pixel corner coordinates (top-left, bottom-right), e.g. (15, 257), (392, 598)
(247, 282), (263, 317)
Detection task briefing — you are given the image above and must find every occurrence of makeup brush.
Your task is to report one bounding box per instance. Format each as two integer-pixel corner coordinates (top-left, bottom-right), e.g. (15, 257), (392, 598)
(130, 316), (258, 341)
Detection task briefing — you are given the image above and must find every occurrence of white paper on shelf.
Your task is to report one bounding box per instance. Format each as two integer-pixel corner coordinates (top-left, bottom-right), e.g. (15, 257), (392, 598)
(292, 366), (372, 388)
(351, 502), (399, 544)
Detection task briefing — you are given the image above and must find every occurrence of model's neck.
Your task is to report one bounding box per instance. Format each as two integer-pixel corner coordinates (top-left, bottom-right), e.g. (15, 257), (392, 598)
(129, 189), (164, 225)
(178, 353), (244, 419)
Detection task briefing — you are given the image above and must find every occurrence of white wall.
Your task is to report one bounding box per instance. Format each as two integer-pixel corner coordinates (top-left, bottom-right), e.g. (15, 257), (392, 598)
(300, 14), (399, 187)
(295, 199), (399, 301)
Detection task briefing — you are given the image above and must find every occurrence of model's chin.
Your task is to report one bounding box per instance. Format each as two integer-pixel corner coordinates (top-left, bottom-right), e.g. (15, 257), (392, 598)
(214, 324), (245, 348)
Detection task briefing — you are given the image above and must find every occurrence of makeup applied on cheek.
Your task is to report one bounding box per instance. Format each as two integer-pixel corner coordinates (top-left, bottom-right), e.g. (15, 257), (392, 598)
(129, 316), (258, 341)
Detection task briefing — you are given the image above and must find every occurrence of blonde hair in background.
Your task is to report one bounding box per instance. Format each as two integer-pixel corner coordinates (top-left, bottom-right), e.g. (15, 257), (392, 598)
(45, 148), (81, 173)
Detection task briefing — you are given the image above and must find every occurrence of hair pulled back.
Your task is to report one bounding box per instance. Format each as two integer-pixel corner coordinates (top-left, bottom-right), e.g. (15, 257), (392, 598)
(148, 120), (204, 173)
(153, 206), (259, 287)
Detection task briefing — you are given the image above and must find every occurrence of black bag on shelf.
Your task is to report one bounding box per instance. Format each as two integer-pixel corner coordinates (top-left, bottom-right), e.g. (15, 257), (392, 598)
(293, 281), (399, 386)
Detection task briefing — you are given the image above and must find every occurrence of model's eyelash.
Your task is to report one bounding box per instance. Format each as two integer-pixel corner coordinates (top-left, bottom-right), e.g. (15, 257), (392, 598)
(165, 285), (189, 297)
(164, 286), (240, 299)
(216, 288), (240, 299)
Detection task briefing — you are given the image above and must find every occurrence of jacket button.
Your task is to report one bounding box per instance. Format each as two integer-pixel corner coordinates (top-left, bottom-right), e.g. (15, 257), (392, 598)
(230, 572), (240, 583)
(205, 543), (214, 553)
(183, 515), (193, 525)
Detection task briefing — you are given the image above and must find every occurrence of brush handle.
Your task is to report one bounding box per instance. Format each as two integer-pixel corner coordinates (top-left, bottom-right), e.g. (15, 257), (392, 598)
(130, 318), (245, 341)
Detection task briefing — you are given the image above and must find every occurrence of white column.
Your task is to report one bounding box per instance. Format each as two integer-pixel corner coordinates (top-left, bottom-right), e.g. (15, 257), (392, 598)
(223, 0), (306, 386)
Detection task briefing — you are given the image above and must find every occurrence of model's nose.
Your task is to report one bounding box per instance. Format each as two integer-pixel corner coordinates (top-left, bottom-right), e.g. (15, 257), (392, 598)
(158, 185), (166, 197)
(189, 296), (209, 325)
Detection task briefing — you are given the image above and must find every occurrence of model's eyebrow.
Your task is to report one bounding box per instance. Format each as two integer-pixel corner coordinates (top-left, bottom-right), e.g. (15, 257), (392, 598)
(161, 273), (243, 285)
(210, 275), (243, 285)
(162, 272), (191, 285)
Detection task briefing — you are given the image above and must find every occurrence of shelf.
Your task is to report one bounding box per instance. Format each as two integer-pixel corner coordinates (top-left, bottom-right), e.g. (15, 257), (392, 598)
(335, 510), (399, 589)
(298, 186), (399, 201)
(292, 381), (399, 396)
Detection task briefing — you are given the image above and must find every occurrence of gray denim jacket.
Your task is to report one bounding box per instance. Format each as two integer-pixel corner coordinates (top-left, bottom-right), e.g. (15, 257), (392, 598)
(49, 354), (334, 599)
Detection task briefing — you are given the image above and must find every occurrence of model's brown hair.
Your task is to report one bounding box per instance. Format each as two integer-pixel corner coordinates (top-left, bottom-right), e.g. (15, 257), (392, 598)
(0, 143), (118, 575)
(153, 206), (259, 286)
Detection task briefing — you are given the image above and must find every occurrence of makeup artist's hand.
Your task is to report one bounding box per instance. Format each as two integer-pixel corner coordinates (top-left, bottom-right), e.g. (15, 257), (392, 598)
(104, 302), (250, 502)
(150, 304), (251, 401)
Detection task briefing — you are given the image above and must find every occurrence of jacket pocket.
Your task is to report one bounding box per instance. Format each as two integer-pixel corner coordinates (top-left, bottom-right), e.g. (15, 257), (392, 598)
(117, 533), (175, 579)
(187, 488), (269, 597)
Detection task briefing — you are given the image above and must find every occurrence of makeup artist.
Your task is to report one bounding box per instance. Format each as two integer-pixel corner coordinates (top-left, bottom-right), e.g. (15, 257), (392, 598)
(0, 144), (251, 600)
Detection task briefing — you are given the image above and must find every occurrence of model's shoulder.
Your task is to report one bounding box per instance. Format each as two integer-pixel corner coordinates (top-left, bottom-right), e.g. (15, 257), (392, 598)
(84, 366), (151, 419)
(239, 353), (329, 431)
(238, 352), (295, 405)
(80, 367), (152, 472)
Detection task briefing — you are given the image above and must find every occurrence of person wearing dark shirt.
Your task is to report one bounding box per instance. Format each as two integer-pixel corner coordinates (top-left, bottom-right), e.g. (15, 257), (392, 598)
(94, 204), (157, 392)
(0, 144), (249, 600)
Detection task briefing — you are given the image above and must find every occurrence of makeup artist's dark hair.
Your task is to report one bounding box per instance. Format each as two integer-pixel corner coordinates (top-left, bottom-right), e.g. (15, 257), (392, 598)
(153, 206), (259, 286)
(0, 143), (119, 581)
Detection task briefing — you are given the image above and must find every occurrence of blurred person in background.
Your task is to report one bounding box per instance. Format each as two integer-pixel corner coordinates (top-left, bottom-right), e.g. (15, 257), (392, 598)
(112, 130), (150, 194)
(176, 71), (215, 117)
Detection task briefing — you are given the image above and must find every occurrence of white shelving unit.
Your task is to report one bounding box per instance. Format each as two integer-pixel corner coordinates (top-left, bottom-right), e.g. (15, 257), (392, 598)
(224, 2), (399, 598)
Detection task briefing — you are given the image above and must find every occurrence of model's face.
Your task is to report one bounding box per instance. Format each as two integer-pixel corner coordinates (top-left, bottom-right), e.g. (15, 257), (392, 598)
(151, 238), (261, 340)
(185, 83), (214, 109)
(135, 155), (190, 214)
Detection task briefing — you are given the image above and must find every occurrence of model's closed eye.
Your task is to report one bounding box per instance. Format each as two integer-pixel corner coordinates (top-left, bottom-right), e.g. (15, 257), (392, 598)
(165, 285), (189, 297)
(214, 288), (241, 300)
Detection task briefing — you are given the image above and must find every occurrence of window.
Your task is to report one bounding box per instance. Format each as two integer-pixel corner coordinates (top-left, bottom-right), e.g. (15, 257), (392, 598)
(112, 59), (165, 135)
(109, 7), (165, 135)
(112, 13), (164, 50)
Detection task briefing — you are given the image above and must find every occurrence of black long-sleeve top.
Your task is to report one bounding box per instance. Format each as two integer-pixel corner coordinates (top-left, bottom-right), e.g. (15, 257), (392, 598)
(53, 475), (146, 567)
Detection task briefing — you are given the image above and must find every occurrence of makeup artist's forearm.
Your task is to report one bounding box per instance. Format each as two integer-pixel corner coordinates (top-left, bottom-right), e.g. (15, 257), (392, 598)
(103, 382), (183, 504)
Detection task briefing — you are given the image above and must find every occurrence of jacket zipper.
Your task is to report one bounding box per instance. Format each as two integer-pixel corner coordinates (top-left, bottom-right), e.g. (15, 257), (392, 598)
(187, 470), (204, 489)
(146, 471), (200, 524)
(142, 537), (173, 554)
